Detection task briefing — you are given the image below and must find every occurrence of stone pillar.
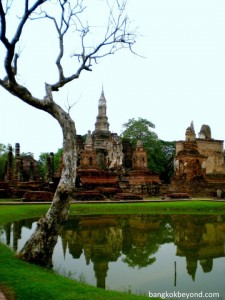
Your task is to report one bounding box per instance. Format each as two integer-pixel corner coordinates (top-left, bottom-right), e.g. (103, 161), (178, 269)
(122, 139), (133, 169)
(15, 142), (20, 157)
(13, 143), (22, 182)
(50, 152), (54, 181)
(6, 145), (13, 182)
(29, 161), (34, 181)
(46, 152), (54, 183)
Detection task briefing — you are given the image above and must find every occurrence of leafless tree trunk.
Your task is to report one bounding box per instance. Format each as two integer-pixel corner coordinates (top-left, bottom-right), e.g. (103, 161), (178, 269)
(0, 0), (136, 266)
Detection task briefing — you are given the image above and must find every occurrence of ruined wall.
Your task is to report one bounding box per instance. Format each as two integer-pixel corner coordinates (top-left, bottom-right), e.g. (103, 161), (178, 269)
(175, 139), (225, 175)
(176, 141), (184, 154)
(196, 139), (225, 174)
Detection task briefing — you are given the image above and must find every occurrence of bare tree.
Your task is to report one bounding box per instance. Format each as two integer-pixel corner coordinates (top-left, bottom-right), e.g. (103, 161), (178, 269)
(0, 0), (136, 266)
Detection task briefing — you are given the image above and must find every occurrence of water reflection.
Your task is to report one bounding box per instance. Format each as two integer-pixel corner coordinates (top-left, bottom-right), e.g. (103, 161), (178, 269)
(1, 218), (35, 252)
(58, 215), (174, 288)
(173, 215), (225, 281)
(1, 214), (225, 296)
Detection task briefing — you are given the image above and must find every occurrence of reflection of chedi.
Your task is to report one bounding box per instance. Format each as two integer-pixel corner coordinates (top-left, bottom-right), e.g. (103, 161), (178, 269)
(173, 214), (225, 281)
(61, 216), (123, 289)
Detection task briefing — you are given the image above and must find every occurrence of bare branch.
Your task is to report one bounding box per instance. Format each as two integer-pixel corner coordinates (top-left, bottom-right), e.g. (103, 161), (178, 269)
(45, 83), (54, 102)
(0, 1), (10, 48)
(0, 77), (49, 111)
(12, 53), (19, 75)
(31, 0), (87, 91)
(49, 0), (136, 92)
(0, 0), (48, 83)
(11, 0), (47, 46)
(64, 93), (78, 115)
(2, 0), (13, 14)
(70, 0), (136, 67)
(25, 0), (29, 13)
(1, 0), (137, 106)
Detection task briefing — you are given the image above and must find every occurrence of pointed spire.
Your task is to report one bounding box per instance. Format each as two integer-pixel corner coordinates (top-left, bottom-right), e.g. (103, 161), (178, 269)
(190, 121), (195, 133)
(185, 121), (196, 141)
(93, 87), (110, 133)
(99, 85), (106, 107)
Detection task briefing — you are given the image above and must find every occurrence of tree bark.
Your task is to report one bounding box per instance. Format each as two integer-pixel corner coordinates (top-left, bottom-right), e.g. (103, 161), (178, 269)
(18, 109), (77, 267)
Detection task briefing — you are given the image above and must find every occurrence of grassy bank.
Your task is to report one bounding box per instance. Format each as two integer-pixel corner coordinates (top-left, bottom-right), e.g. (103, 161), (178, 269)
(0, 244), (151, 300)
(0, 201), (225, 224)
(70, 200), (225, 215)
(0, 201), (225, 300)
(0, 204), (48, 224)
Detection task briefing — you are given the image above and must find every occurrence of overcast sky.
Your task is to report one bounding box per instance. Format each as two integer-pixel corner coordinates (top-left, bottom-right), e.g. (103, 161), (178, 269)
(1, 0), (225, 158)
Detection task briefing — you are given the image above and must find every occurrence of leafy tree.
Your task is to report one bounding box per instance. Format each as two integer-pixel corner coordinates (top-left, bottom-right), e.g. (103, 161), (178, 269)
(121, 117), (159, 171)
(159, 140), (175, 183)
(121, 118), (157, 145)
(38, 152), (49, 179)
(54, 148), (63, 175)
(121, 118), (175, 182)
(39, 149), (63, 180)
(0, 0), (136, 266)
(0, 144), (8, 155)
(122, 215), (174, 268)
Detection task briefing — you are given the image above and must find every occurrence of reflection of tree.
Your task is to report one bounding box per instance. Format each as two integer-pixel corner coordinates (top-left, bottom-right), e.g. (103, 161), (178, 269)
(122, 241), (157, 268)
(122, 215), (174, 268)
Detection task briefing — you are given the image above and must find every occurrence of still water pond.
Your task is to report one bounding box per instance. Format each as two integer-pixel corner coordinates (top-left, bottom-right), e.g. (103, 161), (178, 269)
(1, 214), (225, 298)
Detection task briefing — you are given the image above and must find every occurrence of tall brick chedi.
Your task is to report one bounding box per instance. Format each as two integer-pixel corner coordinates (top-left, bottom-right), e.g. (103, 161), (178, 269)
(92, 88), (111, 169)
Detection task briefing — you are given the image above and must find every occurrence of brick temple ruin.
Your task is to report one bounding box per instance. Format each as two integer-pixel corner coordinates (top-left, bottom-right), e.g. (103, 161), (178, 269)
(74, 89), (161, 200)
(2, 92), (225, 200)
(0, 89), (161, 200)
(170, 122), (225, 197)
(0, 143), (53, 200)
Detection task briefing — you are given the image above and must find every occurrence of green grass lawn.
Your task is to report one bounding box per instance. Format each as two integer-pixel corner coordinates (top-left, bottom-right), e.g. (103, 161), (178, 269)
(70, 200), (225, 215)
(0, 201), (225, 299)
(0, 244), (152, 300)
(0, 200), (225, 225)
